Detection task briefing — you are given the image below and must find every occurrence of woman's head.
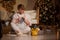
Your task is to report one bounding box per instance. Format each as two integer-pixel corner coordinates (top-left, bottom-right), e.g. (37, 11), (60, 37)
(17, 4), (25, 14)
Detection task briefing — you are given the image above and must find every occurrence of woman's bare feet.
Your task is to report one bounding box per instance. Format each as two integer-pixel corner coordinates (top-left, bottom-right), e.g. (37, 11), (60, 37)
(15, 30), (27, 36)
(17, 33), (27, 36)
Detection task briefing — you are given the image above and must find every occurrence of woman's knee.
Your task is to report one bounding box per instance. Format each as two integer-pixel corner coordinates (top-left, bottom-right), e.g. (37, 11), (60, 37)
(27, 27), (31, 32)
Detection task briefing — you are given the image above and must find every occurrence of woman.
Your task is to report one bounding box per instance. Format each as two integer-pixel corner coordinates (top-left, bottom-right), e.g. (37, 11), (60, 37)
(11, 4), (32, 36)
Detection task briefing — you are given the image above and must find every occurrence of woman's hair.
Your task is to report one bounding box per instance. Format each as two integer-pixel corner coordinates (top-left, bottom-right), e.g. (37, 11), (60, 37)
(17, 4), (25, 10)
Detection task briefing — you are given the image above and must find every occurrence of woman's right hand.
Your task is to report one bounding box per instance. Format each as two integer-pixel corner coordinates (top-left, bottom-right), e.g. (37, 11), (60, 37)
(15, 18), (20, 23)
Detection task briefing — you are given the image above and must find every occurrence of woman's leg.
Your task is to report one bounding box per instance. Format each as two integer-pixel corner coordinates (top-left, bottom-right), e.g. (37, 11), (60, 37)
(18, 23), (31, 34)
(11, 23), (23, 35)
(23, 26), (31, 34)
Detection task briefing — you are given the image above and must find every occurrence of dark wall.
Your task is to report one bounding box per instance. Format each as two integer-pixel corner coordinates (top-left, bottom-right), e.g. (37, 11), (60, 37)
(55, 0), (60, 20)
(55, 0), (60, 29)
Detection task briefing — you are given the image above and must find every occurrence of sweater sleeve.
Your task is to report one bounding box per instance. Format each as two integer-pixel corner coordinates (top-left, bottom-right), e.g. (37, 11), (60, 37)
(25, 14), (32, 26)
(12, 13), (19, 23)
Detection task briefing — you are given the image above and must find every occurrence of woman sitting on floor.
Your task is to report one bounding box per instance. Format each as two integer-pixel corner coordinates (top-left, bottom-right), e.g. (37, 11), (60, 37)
(11, 4), (32, 36)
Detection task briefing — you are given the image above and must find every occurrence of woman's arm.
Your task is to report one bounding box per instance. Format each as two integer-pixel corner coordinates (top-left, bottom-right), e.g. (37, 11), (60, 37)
(12, 14), (20, 24)
(23, 14), (31, 26)
(24, 18), (31, 26)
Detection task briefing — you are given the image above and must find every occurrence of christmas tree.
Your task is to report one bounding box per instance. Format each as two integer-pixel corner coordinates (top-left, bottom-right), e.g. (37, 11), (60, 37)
(39, 0), (56, 25)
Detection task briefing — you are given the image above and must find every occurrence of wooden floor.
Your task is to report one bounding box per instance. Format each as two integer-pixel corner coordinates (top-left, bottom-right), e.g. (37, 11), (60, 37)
(1, 30), (57, 40)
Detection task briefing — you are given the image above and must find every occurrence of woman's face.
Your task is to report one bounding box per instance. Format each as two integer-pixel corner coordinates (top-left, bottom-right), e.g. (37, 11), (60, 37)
(18, 9), (24, 14)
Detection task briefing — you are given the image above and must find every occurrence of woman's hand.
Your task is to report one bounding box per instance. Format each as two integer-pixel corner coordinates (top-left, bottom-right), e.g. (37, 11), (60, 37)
(23, 15), (31, 26)
(15, 18), (20, 23)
